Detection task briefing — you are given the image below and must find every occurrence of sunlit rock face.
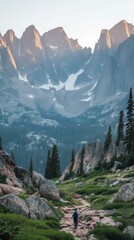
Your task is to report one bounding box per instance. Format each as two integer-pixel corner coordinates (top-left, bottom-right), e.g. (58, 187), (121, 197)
(94, 20), (134, 52)
(0, 20), (134, 173)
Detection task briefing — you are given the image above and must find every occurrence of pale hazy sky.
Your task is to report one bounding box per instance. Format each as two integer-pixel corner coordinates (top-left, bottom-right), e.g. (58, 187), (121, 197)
(0, 0), (134, 50)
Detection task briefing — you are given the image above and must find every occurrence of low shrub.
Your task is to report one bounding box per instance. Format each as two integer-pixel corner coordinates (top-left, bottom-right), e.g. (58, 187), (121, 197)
(91, 225), (131, 240)
(93, 176), (106, 182)
(76, 185), (108, 195)
(123, 172), (134, 178)
(91, 196), (110, 209)
(0, 219), (19, 240)
(0, 213), (74, 240)
(19, 193), (29, 200)
(103, 201), (134, 210)
(42, 229), (74, 240)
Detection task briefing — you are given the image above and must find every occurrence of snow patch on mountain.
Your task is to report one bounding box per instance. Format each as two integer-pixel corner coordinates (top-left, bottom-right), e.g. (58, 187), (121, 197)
(28, 94), (34, 98)
(80, 81), (98, 102)
(40, 69), (83, 91)
(18, 73), (29, 82)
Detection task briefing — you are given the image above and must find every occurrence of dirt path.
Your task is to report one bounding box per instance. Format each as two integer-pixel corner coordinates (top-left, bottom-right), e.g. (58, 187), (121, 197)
(60, 195), (117, 240)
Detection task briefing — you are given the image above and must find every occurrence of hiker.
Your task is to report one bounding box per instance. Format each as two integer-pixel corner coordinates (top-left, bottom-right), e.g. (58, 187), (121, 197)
(72, 208), (78, 230)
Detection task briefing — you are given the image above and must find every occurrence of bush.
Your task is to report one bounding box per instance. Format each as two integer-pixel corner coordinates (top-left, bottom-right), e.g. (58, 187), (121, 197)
(76, 185), (108, 195)
(42, 229), (74, 240)
(103, 201), (134, 210)
(91, 225), (131, 240)
(0, 219), (18, 240)
(123, 172), (134, 178)
(0, 213), (74, 240)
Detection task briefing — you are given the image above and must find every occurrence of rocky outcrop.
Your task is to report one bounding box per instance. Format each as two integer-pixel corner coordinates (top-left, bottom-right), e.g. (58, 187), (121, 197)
(0, 183), (25, 195)
(25, 194), (56, 219)
(60, 140), (103, 181)
(39, 179), (60, 200)
(94, 20), (134, 52)
(60, 140), (126, 181)
(32, 170), (46, 187)
(0, 150), (60, 219)
(0, 194), (29, 216)
(0, 193), (56, 219)
(0, 152), (22, 188)
(113, 182), (134, 202)
(14, 166), (33, 186)
(123, 226), (134, 239)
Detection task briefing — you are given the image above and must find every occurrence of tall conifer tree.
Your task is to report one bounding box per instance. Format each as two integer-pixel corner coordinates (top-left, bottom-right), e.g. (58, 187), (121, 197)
(104, 126), (112, 152)
(70, 149), (75, 176)
(79, 145), (85, 175)
(51, 144), (60, 178)
(116, 110), (124, 146)
(29, 157), (33, 177)
(45, 149), (51, 179)
(124, 87), (134, 152)
(0, 137), (3, 151)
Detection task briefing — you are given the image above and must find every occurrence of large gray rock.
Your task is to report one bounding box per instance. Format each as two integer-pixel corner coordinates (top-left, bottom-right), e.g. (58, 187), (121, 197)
(39, 179), (60, 200)
(25, 194), (56, 219)
(0, 153), (15, 176)
(0, 194), (29, 216)
(0, 154), (22, 188)
(32, 171), (46, 188)
(123, 226), (134, 239)
(113, 182), (134, 202)
(14, 166), (33, 186)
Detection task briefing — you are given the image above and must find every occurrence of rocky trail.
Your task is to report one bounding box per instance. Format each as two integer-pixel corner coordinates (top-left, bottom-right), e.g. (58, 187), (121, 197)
(60, 195), (119, 240)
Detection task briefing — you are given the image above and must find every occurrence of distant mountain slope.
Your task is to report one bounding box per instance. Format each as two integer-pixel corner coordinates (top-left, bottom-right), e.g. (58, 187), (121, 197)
(0, 20), (133, 172)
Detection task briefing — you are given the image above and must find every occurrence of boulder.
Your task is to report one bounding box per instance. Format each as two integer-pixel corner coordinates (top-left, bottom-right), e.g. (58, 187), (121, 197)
(25, 194), (56, 219)
(14, 166), (33, 186)
(32, 171), (46, 187)
(0, 153), (15, 176)
(113, 182), (134, 202)
(39, 179), (60, 200)
(0, 194), (29, 217)
(0, 183), (25, 195)
(123, 226), (134, 239)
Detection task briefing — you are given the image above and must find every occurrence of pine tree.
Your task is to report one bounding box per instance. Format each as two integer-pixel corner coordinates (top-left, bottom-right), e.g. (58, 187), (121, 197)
(45, 149), (51, 179)
(69, 149), (75, 176)
(124, 87), (134, 152)
(29, 157), (34, 178)
(79, 145), (85, 175)
(51, 144), (61, 178)
(0, 136), (3, 151)
(116, 110), (124, 146)
(104, 126), (112, 152)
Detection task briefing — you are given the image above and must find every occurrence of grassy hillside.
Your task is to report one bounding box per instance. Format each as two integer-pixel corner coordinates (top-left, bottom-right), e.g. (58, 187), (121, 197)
(56, 169), (134, 240)
(0, 206), (74, 240)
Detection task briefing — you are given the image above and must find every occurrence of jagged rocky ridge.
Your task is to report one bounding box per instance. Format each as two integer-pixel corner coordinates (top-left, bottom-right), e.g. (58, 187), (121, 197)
(0, 20), (134, 172)
(60, 140), (126, 181)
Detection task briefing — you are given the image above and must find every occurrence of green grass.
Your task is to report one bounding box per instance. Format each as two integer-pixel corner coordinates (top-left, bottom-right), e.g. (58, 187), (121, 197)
(91, 225), (131, 240)
(56, 168), (134, 239)
(123, 172), (134, 178)
(0, 213), (75, 240)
